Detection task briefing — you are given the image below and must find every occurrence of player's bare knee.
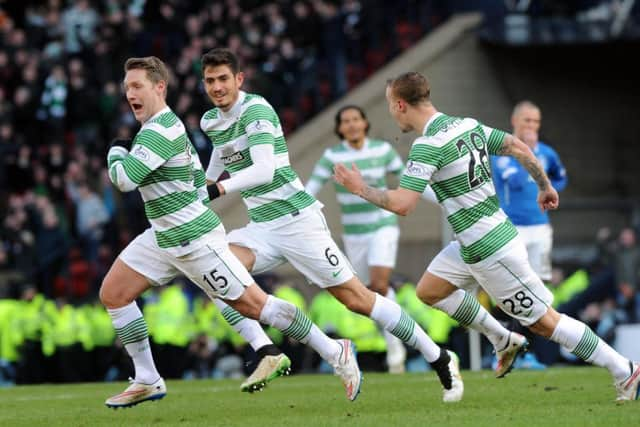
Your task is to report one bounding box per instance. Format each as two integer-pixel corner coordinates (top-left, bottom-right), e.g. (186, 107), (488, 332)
(369, 280), (389, 296)
(416, 283), (440, 306)
(100, 277), (133, 308)
(527, 309), (560, 338)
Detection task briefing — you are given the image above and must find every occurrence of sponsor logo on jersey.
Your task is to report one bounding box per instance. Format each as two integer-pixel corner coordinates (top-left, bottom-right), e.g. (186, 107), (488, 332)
(406, 160), (428, 178)
(221, 151), (244, 165)
(132, 145), (150, 161)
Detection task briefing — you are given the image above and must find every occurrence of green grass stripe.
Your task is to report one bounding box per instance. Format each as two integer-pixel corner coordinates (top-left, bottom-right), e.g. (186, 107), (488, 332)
(247, 191), (316, 222)
(447, 195), (501, 234)
(451, 293), (480, 326)
(240, 166), (298, 198)
(281, 308), (313, 342)
(343, 216), (397, 234)
(487, 129), (506, 154)
(221, 306), (244, 326)
(399, 175), (428, 193)
(390, 311), (415, 342)
(2, 368), (636, 426)
(572, 328), (599, 360)
(144, 190), (199, 219)
(121, 156), (153, 184)
(461, 220), (518, 264)
(340, 202), (380, 214)
(140, 165), (193, 186)
(154, 210), (221, 248)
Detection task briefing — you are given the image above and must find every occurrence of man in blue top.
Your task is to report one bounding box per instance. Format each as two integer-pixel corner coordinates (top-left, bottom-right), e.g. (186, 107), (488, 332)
(491, 100), (567, 283)
(491, 100), (567, 368)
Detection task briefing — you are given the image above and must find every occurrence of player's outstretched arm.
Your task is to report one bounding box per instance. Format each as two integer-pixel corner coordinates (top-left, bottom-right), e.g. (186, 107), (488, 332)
(333, 163), (421, 216)
(498, 134), (559, 211)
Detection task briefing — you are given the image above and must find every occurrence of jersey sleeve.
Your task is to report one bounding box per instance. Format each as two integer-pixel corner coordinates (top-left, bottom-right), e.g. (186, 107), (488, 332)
(399, 139), (439, 193)
(241, 104), (279, 147)
(481, 124), (507, 155)
(305, 150), (333, 196)
(108, 127), (173, 191)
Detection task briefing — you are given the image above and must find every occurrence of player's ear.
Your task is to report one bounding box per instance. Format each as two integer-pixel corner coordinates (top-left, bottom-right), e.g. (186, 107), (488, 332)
(236, 71), (244, 87)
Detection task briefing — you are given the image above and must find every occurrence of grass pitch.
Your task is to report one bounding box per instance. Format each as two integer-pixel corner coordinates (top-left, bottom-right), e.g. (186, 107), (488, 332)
(0, 367), (636, 427)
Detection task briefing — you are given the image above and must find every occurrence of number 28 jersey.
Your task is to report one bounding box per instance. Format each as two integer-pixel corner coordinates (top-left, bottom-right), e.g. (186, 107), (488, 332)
(399, 112), (517, 264)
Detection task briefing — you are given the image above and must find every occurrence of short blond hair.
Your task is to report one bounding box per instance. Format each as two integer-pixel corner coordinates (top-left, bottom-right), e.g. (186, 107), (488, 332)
(124, 56), (170, 93)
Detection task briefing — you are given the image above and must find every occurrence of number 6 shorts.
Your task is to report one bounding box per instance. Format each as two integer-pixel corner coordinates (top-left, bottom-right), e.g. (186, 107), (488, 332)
(227, 207), (355, 288)
(427, 239), (554, 326)
(119, 227), (254, 300)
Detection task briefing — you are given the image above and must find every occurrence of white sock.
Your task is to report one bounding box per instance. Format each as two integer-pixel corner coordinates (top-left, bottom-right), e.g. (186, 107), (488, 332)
(382, 288), (406, 360)
(550, 314), (629, 380)
(107, 302), (159, 384)
(433, 289), (510, 350)
(259, 295), (341, 363)
(370, 293), (440, 362)
(214, 299), (272, 351)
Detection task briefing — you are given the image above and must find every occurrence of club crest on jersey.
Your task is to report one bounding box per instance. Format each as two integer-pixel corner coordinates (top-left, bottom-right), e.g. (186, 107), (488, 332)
(132, 145), (150, 161)
(221, 151), (244, 165)
(406, 160), (428, 178)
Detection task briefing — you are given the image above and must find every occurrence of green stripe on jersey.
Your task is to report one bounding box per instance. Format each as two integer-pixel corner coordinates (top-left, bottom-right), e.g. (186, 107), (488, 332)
(447, 195), (500, 234)
(240, 166), (298, 198)
(460, 220), (518, 263)
(399, 175), (428, 193)
(247, 191), (315, 222)
(144, 190), (199, 219)
(487, 129), (506, 154)
(431, 172), (491, 202)
(135, 130), (187, 160)
(154, 209), (221, 249)
(140, 165), (193, 186)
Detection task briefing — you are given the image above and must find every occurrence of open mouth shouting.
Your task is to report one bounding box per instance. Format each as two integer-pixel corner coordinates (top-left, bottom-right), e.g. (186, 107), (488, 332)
(131, 102), (143, 114)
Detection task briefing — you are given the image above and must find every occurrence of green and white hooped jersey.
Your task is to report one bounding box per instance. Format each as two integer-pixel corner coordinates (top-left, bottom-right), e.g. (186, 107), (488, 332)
(306, 138), (403, 236)
(108, 107), (221, 256)
(399, 112), (517, 264)
(200, 91), (318, 223)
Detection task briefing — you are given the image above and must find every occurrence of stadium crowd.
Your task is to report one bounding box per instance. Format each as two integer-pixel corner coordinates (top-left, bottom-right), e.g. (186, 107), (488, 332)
(0, 0), (638, 385)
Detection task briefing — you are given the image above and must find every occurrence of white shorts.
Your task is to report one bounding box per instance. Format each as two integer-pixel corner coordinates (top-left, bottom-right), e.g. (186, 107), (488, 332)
(120, 228), (253, 300)
(227, 207), (355, 287)
(427, 239), (553, 325)
(516, 224), (553, 281)
(343, 226), (399, 284)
